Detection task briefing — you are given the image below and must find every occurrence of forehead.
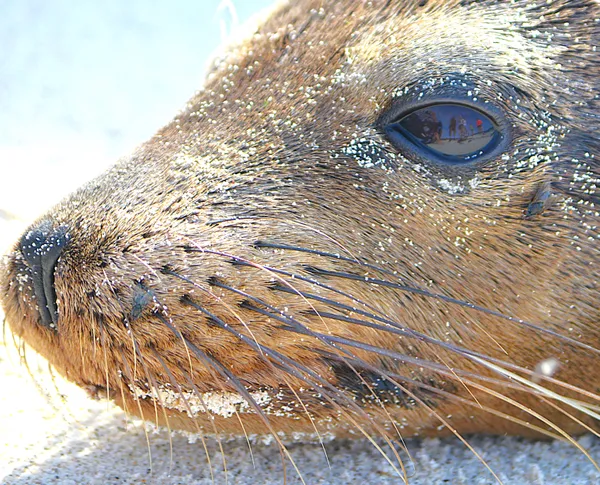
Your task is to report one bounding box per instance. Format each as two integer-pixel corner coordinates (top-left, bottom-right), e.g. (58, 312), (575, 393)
(203, 0), (589, 108)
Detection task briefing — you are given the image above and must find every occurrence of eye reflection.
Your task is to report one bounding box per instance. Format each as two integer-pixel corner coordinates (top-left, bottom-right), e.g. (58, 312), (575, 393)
(386, 104), (502, 162)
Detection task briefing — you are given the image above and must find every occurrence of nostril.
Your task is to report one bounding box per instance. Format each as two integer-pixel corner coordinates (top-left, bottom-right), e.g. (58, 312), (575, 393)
(19, 221), (70, 329)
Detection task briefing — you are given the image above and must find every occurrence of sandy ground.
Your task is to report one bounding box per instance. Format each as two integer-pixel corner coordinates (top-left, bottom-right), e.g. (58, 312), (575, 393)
(1, 2), (599, 484)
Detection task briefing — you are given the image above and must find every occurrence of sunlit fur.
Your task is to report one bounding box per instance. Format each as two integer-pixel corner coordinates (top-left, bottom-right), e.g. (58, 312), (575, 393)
(1, 0), (599, 482)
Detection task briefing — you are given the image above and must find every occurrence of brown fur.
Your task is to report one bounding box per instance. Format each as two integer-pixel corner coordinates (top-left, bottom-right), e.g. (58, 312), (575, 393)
(1, 0), (599, 474)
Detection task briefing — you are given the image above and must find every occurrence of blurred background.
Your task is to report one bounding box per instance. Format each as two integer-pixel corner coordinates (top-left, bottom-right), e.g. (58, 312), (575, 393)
(0, 0), (272, 230)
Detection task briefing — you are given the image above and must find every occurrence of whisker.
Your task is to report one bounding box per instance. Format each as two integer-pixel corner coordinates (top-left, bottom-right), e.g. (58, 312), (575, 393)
(3, 314), (21, 367)
(313, 331), (600, 472)
(245, 299), (566, 480)
(269, 294), (599, 444)
(157, 313), (308, 485)
(208, 216), (360, 261)
(182, 367), (233, 484)
(160, 267), (316, 474)
(163, 263), (407, 468)
(113, 355), (135, 432)
(211, 276), (600, 459)
(117, 345), (154, 474)
(265, 273), (600, 404)
(153, 311), (229, 483)
(238, 300), (484, 386)
(96, 315), (113, 410)
(303, 266), (600, 355)
(138, 231), (596, 477)
(178, 295), (408, 482)
(315, 324), (599, 407)
(132, 341), (176, 474)
(471, 356), (600, 424)
(280, 372), (333, 470)
(150, 348), (216, 484)
(162, 262), (403, 469)
(540, 397), (600, 439)
(233, 297), (503, 482)
(253, 241), (359, 264)
(235, 239), (599, 356)
(463, 374), (600, 471)
(321, 351), (565, 440)
(175, 245), (336, 336)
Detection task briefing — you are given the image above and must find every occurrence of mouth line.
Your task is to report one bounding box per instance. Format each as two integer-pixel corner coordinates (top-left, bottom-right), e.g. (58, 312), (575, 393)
(82, 383), (110, 401)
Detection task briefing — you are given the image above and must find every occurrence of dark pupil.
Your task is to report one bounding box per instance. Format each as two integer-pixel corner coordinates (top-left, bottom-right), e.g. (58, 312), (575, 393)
(389, 104), (500, 162)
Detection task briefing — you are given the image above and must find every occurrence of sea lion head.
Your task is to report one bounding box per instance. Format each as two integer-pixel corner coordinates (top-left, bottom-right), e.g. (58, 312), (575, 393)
(1, 0), (599, 450)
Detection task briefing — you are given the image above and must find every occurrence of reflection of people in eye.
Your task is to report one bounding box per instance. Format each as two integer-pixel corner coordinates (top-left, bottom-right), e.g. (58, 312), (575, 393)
(421, 111), (433, 142)
(458, 115), (467, 142)
(449, 116), (457, 140)
(476, 118), (483, 133)
(430, 111), (442, 143)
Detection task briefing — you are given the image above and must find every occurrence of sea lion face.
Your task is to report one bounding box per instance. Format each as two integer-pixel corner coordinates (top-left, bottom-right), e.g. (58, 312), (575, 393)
(1, 0), (599, 442)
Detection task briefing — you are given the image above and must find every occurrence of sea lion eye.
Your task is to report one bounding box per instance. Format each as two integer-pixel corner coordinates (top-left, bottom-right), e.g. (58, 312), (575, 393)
(384, 104), (503, 164)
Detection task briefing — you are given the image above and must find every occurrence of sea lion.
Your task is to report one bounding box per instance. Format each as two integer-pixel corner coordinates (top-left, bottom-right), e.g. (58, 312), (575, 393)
(1, 0), (599, 482)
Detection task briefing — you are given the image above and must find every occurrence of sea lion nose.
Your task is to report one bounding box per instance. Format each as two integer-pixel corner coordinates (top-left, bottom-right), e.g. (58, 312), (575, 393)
(19, 221), (70, 329)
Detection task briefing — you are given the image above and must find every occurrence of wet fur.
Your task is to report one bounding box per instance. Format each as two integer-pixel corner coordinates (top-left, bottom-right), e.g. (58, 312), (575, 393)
(1, 0), (599, 481)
